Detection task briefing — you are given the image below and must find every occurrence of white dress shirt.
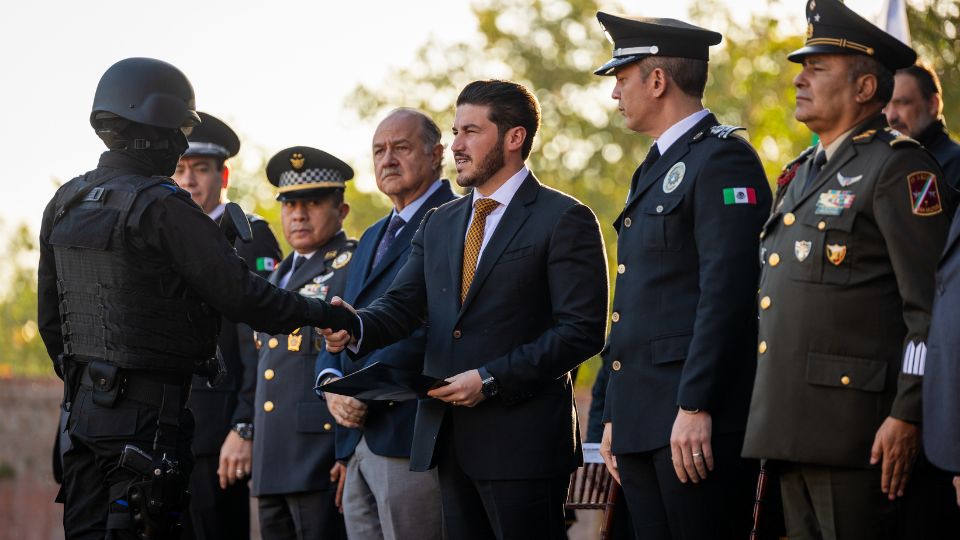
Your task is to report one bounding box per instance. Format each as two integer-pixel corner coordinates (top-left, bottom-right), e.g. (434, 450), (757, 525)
(655, 108), (711, 155)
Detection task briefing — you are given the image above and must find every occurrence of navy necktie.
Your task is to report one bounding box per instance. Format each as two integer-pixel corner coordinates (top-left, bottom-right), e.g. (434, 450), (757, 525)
(803, 150), (827, 194)
(372, 214), (406, 268)
(629, 143), (661, 198)
(291, 254), (306, 274)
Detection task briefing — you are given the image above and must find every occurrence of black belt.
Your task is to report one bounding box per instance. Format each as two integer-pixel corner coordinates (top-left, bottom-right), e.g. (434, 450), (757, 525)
(80, 364), (191, 407)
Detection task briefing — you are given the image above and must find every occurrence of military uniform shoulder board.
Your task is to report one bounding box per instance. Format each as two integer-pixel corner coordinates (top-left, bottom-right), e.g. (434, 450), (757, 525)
(708, 124), (746, 140)
(874, 127), (921, 148)
(246, 212), (267, 224)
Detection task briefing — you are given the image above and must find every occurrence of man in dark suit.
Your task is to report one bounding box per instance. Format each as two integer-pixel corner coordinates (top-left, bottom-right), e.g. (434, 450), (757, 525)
(591, 12), (771, 540)
(324, 80), (608, 539)
(251, 146), (356, 540)
(171, 112), (282, 540)
(315, 108), (452, 539)
(742, 1), (950, 537)
(886, 61), (960, 191)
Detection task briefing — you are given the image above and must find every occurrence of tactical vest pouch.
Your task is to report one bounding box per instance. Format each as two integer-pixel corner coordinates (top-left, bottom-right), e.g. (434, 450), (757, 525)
(49, 206), (120, 251)
(89, 361), (122, 408)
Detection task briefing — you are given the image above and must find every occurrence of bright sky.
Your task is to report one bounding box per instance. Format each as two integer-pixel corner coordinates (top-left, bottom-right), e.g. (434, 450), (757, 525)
(0, 0), (879, 237)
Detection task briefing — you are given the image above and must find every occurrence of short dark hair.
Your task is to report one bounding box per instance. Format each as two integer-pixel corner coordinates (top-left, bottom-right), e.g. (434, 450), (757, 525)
(385, 108), (444, 173)
(847, 55), (894, 105)
(456, 80), (541, 160)
(638, 57), (709, 99)
(899, 61), (943, 110)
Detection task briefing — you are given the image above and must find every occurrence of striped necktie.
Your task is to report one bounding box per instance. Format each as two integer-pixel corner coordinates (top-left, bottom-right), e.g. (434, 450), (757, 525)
(461, 198), (501, 303)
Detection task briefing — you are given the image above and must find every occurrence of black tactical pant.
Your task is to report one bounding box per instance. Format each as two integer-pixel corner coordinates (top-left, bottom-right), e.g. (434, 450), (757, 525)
(61, 383), (194, 540)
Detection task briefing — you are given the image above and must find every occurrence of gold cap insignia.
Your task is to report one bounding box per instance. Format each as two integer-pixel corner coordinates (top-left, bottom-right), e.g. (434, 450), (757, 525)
(290, 152), (305, 170)
(826, 244), (847, 266)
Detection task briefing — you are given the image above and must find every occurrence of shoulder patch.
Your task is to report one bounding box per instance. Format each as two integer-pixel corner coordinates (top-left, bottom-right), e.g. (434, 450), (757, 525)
(907, 171), (943, 216)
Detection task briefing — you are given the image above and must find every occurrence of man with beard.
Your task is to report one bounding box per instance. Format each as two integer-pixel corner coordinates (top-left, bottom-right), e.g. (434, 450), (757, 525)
(886, 62), (960, 192)
(323, 80), (609, 539)
(315, 108), (451, 539)
(251, 146), (356, 540)
(171, 112), (282, 540)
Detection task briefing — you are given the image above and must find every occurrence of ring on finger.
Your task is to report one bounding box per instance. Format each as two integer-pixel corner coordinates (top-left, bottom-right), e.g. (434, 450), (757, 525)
(692, 452), (703, 458)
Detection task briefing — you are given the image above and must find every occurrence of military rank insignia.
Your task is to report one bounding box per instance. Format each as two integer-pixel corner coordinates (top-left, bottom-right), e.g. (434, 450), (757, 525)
(907, 171), (942, 216)
(826, 244), (847, 266)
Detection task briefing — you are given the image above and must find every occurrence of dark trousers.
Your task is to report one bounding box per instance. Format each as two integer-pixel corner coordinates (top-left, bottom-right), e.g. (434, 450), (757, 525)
(257, 491), (345, 540)
(900, 453), (960, 539)
(616, 432), (756, 540)
(61, 385), (194, 540)
(182, 454), (250, 540)
(436, 422), (569, 540)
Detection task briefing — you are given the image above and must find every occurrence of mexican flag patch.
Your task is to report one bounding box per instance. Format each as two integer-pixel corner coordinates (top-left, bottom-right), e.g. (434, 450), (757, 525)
(723, 187), (757, 205)
(256, 257), (278, 272)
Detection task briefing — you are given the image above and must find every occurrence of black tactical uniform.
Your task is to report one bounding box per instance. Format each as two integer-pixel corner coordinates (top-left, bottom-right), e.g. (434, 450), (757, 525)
(178, 112), (282, 540)
(38, 58), (352, 540)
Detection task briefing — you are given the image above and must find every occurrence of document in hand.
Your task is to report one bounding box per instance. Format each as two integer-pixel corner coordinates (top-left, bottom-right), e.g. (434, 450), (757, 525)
(319, 362), (449, 401)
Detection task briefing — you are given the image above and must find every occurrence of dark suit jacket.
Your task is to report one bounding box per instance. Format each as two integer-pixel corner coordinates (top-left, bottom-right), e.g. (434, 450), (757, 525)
(316, 181), (457, 461)
(354, 173), (608, 480)
(251, 231), (356, 496)
(743, 115), (949, 467)
(603, 113), (771, 454)
(924, 208), (960, 473)
(189, 215), (281, 456)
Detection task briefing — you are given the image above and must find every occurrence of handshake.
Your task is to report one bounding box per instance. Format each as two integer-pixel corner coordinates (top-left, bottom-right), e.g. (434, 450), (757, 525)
(314, 297), (360, 352)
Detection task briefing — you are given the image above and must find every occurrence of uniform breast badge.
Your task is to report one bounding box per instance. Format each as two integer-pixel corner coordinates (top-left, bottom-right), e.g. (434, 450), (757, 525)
(662, 162), (686, 193)
(825, 244), (847, 266)
(332, 251), (352, 269)
(288, 327), (303, 352)
(795, 240), (812, 262)
(836, 172), (862, 187)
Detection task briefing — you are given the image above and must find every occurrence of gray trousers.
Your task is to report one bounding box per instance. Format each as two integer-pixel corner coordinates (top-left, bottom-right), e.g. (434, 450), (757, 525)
(343, 436), (443, 540)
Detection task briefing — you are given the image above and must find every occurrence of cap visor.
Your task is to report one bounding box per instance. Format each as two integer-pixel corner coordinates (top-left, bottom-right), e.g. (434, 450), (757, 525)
(593, 55), (642, 76)
(787, 44), (857, 63)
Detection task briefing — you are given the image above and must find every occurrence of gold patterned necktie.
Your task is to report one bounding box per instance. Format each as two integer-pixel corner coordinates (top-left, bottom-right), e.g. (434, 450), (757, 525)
(461, 198), (501, 303)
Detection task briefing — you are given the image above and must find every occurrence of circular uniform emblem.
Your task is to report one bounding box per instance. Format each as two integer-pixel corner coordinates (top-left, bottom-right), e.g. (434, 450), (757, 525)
(663, 162), (686, 193)
(332, 251), (352, 269)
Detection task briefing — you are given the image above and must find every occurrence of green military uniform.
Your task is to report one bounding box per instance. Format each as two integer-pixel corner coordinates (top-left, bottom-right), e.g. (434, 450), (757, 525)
(743, 116), (948, 465)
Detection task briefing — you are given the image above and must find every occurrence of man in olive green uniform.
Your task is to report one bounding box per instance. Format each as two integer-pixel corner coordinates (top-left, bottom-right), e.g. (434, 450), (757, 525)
(742, 1), (950, 538)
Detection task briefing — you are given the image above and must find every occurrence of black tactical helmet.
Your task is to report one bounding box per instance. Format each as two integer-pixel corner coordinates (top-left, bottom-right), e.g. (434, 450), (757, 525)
(90, 57), (201, 130)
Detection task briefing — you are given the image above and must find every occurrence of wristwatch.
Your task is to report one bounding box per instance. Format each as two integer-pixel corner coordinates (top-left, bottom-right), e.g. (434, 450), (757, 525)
(232, 422), (254, 440)
(479, 367), (499, 399)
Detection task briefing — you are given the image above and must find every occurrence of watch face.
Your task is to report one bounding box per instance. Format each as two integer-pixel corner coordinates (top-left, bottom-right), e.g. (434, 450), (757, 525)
(234, 424), (254, 440)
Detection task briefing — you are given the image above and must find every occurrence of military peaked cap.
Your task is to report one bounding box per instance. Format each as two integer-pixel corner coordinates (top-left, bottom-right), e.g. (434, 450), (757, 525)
(788, 0), (916, 71)
(594, 11), (722, 76)
(183, 112), (240, 159)
(266, 146), (353, 201)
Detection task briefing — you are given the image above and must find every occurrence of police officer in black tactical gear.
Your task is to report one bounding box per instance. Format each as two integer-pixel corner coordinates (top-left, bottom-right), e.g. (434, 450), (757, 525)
(172, 111), (282, 540)
(37, 57), (356, 540)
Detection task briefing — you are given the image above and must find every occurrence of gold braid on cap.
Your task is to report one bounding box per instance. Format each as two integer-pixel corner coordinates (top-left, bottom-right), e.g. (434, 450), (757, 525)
(806, 37), (874, 56)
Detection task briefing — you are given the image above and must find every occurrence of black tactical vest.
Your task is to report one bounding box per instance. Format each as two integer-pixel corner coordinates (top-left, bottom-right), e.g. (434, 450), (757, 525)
(49, 173), (218, 373)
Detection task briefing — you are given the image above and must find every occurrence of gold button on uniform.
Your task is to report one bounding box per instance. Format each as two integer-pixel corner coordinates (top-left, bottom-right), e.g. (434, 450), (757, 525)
(263, 401), (274, 412)
(760, 231), (766, 240)
(769, 253), (781, 267)
(323, 423), (332, 431)
(617, 264), (626, 274)
(264, 369), (275, 380)
(268, 337), (279, 349)
(611, 312), (620, 323)
(818, 221), (826, 231)
(624, 217), (632, 228)
(841, 375), (851, 386)
(760, 296), (772, 310)
(783, 213), (796, 226)
(612, 360), (622, 371)
(758, 341), (767, 354)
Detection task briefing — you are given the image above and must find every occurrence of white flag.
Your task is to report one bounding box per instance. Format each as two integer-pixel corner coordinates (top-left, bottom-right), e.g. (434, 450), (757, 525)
(878, 0), (911, 45)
